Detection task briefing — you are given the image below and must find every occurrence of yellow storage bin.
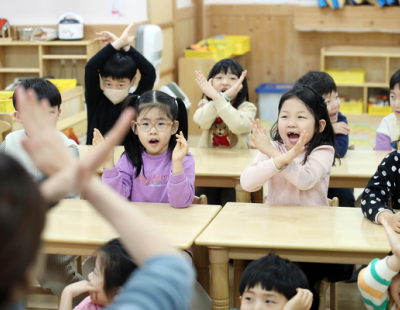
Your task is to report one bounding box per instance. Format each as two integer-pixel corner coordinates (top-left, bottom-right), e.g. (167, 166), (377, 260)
(325, 68), (365, 84)
(185, 39), (234, 61)
(219, 36), (250, 55)
(46, 79), (77, 93)
(0, 91), (14, 113)
(340, 99), (363, 114)
(368, 105), (392, 116)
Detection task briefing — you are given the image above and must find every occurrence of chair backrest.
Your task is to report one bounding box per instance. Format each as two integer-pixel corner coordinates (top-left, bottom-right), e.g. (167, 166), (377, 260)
(0, 113), (13, 143)
(192, 195), (208, 205)
(327, 197), (339, 207)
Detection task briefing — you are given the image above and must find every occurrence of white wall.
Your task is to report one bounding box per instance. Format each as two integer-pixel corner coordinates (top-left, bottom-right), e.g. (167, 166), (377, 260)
(204, 0), (318, 5)
(2, 0), (148, 25)
(177, 0), (194, 8)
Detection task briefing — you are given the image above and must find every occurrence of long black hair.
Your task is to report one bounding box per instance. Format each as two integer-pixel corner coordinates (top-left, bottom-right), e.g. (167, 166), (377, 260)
(205, 59), (249, 109)
(0, 154), (46, 308)
(97, 238), (137, 299)
(122, 90), (189, 178)
(270, 85), (336, 165)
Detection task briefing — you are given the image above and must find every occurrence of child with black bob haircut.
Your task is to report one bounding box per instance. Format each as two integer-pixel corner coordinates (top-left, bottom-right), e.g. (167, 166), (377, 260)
(235, 253), (312, 310)
(85, 22), (156, 145)
(294, 71), (355, 208)
(60, 238), (138, 310)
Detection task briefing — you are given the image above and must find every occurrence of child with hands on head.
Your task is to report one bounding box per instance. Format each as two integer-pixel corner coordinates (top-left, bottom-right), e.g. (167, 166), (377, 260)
(234, 253), (312, 310)
(193, 59), (256, 206)
(240, 85), (335, 207)
(60, 239), (137, 310)
(93, 90), (194, 209)
(358, 217), (400, 310)
(85, 22), (156, 145)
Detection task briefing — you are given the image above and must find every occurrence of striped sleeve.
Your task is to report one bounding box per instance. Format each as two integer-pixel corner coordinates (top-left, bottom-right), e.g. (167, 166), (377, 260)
(358, 257), (398, 310)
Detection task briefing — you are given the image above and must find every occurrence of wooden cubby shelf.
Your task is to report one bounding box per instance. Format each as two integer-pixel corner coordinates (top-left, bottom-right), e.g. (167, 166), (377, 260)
(321, 45), (400, 113)
(0, 68), (40, 73)
(42, 55), (88, 60)
(0, 40), (99, 90)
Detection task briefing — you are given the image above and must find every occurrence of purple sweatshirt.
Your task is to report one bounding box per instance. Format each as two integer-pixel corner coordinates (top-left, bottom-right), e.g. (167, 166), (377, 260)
(102, 150), (195, 208)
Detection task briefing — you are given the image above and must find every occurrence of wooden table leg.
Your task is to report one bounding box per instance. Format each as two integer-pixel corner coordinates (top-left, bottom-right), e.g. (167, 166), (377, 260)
(209, 247), (230, 310)
(233, 259), (246, 309)
(330, 283), (338, 310)
(250, 188), (264, 204)
(193, 244), (210, 295)
(235, 182), (251, 203)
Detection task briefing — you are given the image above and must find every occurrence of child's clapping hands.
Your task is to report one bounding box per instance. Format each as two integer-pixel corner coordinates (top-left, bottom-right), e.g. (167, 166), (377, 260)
(93, 129), (114, 169)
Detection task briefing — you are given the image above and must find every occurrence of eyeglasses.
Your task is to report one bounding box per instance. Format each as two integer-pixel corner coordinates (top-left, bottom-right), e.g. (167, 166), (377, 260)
(134, 121), (174, 132)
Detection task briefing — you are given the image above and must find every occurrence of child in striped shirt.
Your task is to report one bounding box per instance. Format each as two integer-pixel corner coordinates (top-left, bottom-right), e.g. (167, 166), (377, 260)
(358, 217), (400, 309)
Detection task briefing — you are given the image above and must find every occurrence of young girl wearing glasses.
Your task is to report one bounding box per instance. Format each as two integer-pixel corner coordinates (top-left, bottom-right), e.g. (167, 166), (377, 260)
(93, 90), (194, 209)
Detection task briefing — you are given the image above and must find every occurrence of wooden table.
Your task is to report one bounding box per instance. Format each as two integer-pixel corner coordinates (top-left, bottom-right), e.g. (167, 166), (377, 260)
(330, 150), (388, 188)
(43, 199), (221, 294)
(195, 203), (390, 310)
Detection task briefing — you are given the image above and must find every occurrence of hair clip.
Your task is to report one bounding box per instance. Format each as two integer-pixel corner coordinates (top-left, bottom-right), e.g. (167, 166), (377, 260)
(138, 96), (140, 99)
(298, 84), (327, 108)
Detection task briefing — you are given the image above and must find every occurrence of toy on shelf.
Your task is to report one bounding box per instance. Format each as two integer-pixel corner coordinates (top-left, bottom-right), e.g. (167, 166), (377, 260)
(368, 90), (392, 115)
(0, 18), (11, 42)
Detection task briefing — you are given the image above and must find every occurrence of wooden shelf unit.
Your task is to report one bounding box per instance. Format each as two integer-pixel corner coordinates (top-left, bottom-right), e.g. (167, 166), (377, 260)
(0, 40), (99, 90)
(320, 45), (400, 113)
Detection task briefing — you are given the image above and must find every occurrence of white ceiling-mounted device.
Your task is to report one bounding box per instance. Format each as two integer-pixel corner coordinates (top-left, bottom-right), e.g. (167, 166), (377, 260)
(57, 12), (84, 41)
(136, 25), (163, 87)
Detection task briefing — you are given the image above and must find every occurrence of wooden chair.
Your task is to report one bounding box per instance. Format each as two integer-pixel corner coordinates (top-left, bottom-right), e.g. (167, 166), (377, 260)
(0, 113), (13, 143)
(318, 197), (339, 310)
(348, 142), (355, 150)
(192, 195), (210, 295)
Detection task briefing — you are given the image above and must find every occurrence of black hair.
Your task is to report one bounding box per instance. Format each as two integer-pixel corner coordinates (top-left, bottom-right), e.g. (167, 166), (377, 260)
(122, 90), (189, 179)
(390, 69), (400, 90)
(239, 253), (309, 301)
(206, 59), (249, 109)
(294, 71), (337, 96)
(97, 238), (138, 299)
(270, 85), (336, 164)
(99, 51), (138, 81)
(0, 154), (46, 308)
(12, 78), (61, 110)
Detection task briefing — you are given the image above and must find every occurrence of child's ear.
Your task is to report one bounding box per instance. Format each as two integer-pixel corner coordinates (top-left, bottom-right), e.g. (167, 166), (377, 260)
(319, 119), (326, 133)
(130, 77), (136, 87)
(171, 121), (179, 135)
(14, 110), (22, 124)
(57, 108), (62, 118)
(132, 121), (138, 135)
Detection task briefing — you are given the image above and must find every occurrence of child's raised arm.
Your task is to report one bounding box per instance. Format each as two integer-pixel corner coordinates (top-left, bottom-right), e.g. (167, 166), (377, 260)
(358, 218), (400, 310)
(59, 281), (97, 310)
(17, 87), (195, 310)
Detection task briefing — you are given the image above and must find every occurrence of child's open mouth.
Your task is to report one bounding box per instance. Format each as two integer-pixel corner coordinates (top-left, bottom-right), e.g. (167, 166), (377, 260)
(149, 138), (159, 146)
(287, 132), (300, 144)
